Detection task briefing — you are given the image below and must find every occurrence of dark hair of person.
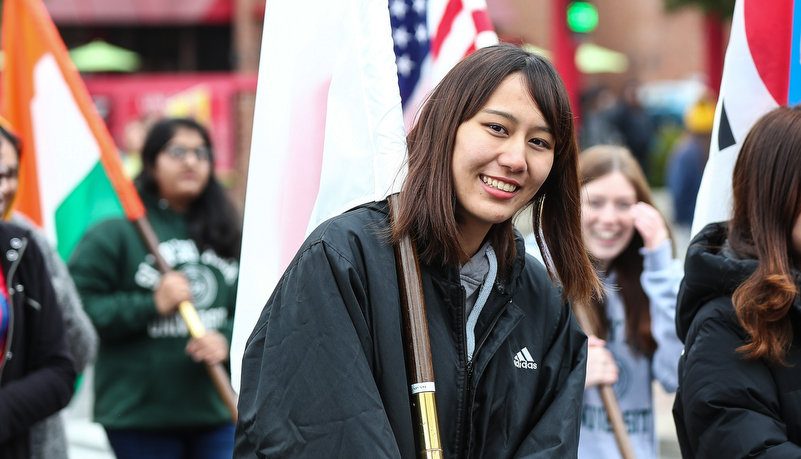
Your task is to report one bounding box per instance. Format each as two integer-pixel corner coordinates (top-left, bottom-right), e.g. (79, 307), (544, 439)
(579, 145), (663, 355)
(137, 118), (242, 259)
(728, 105), (801, 365)
(0, 125), (22, 157)
(392, 44), (601, 305)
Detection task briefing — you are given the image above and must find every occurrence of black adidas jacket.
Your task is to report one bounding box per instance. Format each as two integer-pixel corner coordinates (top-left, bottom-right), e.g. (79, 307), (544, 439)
(0, 223), (76, 459)
(235, 201), (587, 458)
(673, 222), (801, 457)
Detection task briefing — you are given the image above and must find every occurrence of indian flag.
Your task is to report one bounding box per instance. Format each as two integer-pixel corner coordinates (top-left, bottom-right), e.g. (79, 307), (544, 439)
(1, 0), (144, 260)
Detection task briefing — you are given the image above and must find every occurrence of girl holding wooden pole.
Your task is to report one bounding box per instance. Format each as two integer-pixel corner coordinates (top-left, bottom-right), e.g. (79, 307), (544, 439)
(235, 44), (600, 458)
(576, 145), (683, 459)
(69, 118), (242, 459)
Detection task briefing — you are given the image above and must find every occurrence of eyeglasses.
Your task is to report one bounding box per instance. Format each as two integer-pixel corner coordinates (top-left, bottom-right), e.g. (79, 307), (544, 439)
(0, 167), (18, 183)
(162, 145), (211, 161)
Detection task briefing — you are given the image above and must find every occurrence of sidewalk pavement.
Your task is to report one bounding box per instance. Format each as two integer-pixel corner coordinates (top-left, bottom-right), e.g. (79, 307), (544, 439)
(656, 383), (682, 459)
(64, 367), (114, 459)
(65, 370), (684, 458)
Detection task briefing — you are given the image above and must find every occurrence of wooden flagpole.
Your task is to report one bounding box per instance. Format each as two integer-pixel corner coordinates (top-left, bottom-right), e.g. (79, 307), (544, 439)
(572, 305), (635, 459)
(134, 216), (239, 422)
(389, 196), (443, 459)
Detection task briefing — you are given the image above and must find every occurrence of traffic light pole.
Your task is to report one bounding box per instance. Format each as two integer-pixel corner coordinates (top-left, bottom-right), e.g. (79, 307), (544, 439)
(551, 0), (582, 122)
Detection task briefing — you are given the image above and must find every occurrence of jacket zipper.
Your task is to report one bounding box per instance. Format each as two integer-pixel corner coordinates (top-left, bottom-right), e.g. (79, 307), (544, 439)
(459, 285), (471, 459)
(458, 280), (511, 458)
(0, 237), (27, 384)
(461, 297), (510, 458)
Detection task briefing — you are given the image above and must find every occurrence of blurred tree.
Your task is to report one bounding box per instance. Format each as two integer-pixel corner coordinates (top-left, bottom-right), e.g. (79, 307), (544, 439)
(664, 0), (735, 17)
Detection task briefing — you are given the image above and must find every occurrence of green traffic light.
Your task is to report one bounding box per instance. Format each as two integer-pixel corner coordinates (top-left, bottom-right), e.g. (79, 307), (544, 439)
(567, 2), (598, 33)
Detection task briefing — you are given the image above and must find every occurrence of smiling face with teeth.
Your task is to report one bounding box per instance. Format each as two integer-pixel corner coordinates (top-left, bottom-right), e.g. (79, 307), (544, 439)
(581, 171), (638, 270)
(451, 72), (555, 255)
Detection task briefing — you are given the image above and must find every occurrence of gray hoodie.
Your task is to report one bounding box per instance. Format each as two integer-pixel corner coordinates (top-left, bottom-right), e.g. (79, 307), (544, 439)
(578, 241), (684, 459)
(11, 213), (98, 459)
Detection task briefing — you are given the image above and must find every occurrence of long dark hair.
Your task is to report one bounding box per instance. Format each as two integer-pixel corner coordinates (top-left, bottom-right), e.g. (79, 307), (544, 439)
(729, 105), (801, 365)
(137, 118), (242, 259)
(580, 145), (663, 355)
(392, 44), (600, 305)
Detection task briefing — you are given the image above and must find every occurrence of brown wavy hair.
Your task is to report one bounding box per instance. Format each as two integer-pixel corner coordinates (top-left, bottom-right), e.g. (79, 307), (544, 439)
(728, 105), (801, 365)
(579, 145), (665, 354)
(392, 44), (601, 305)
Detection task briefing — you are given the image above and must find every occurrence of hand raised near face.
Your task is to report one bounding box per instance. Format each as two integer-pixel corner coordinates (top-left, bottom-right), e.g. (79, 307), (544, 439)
(630, 202), (669, 250)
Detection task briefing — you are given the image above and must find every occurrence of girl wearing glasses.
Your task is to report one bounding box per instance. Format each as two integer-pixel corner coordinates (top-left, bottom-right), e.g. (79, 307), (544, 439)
(69, 118), (242, 459)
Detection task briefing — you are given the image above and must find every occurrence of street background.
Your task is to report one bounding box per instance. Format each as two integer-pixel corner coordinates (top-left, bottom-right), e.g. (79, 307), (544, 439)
(3, 0), (731, 457)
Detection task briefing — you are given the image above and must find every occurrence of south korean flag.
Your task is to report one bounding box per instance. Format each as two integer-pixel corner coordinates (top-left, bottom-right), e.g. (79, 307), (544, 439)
(692, 0), (798, 236)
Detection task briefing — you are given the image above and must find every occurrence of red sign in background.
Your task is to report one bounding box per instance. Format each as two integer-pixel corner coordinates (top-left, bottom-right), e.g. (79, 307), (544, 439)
(44, 0), (234, 25)
(83, 72), (257, 173)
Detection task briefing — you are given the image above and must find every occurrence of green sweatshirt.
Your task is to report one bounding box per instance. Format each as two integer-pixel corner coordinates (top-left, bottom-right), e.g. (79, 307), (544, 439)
(68, 193), (238, 430)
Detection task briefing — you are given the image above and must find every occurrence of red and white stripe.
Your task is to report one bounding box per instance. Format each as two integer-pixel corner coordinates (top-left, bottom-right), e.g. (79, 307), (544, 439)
(403, 0), (498, 129)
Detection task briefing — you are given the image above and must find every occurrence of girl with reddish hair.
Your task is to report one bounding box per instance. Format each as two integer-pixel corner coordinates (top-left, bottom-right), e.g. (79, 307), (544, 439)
(674, 105), (801, 457)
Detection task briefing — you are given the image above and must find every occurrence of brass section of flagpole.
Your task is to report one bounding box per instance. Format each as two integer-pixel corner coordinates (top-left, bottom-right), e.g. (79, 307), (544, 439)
(572, 305), (636, 459)
(389, 196), (443, 459)
(413, 392), (442, 457)
(134, 217), (239, 423)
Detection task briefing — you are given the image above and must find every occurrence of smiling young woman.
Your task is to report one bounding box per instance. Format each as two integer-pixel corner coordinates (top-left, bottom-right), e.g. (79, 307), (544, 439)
(575, 145), (684, 459)
(236, 44), (601, 459)
(393, 45), (599, 305)
(449, 73), (555, 257)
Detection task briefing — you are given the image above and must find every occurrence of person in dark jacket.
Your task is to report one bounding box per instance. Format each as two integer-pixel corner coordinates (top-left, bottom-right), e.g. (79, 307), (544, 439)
(0, 115), (98, 459)
(235, 44), (601, 458)
(0, 217), (77, 459)
(610, 79), (654, 178)
(673, 105), (801, 457)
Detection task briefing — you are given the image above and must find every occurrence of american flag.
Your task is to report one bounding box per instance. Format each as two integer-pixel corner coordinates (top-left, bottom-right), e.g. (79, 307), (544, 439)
(390, 0), (498, 125)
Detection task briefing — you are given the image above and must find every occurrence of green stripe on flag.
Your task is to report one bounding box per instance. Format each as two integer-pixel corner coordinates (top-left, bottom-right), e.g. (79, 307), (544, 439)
(55, 161), (124, 260)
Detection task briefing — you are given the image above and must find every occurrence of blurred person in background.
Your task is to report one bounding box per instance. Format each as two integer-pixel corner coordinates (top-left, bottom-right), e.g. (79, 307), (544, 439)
(610, 80), (656, 179)
(120, 118), (146, 179)
(579, 86), (623, 150)
(578, 145), (684, 459)
(665, 96), (715, 241)
(674, 106), (801, 457)
(0, 125), (77, 457)
(68, 118), (242, 459)
(0, 118), (97, 459)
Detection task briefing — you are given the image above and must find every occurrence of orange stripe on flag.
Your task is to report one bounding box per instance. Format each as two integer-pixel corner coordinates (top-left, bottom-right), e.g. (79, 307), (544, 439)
(0, 0), (145, 224)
